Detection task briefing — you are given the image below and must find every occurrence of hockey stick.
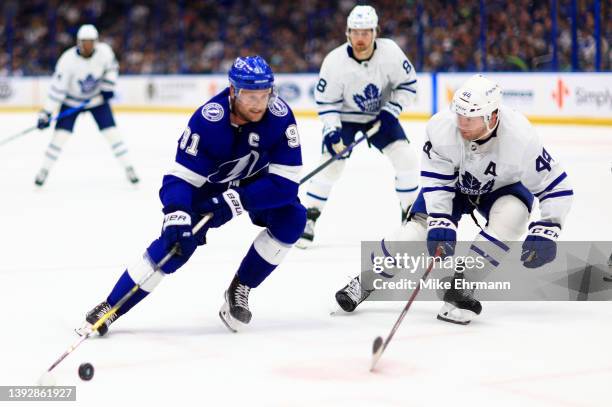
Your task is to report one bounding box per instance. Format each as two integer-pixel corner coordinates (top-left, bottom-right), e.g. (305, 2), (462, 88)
(299, 121), (381, 185)
(42, 213), (212, 376)
(0, 101), (90, 147)
(370, 246), (441, 372)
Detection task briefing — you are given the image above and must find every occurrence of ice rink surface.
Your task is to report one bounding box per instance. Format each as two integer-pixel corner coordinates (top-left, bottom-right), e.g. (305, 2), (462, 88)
(1, 111), (611, 406)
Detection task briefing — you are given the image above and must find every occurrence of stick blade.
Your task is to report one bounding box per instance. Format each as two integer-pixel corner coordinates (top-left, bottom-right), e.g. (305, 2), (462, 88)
(370, 336), (384, 372)
(372, 336), (384, 354)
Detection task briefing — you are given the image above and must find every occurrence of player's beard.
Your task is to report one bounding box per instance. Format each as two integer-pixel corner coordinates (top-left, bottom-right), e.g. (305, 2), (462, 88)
(350, 36), (374, 57)
(459, 128), (485, 140)
(233, 100), (266, 123)
(353, 40), (369, 53)
(78, 41), (95, 58)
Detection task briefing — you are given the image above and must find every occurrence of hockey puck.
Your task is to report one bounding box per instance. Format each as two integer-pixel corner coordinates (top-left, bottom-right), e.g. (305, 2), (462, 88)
(78, 363), (94, 381)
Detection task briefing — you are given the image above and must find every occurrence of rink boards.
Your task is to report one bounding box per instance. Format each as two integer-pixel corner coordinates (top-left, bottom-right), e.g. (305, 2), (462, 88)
(0, 72), (611, 125)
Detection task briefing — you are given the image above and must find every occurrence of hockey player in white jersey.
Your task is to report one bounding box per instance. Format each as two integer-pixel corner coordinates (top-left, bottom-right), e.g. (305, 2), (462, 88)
(34, 24), (139, 186)
(297, 5), (419, 248)
(335, 75), (573, 324)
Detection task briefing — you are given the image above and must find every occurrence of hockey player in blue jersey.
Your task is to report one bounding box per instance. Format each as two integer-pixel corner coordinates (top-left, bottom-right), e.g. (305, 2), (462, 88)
(78, 56), (306, 334)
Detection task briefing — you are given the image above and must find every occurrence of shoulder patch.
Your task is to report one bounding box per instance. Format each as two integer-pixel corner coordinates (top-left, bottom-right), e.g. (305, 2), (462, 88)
(201, 102), (225, 122)
(268, 98), (288, 117)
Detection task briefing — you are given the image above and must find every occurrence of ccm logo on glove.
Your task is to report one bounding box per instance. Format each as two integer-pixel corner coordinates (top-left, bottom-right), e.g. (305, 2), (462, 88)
(428, 218), (454, 228)
(529, 226), (560, 240)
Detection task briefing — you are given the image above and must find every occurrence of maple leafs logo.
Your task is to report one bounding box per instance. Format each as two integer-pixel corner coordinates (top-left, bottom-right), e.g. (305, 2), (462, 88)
(78, 74), (99, 94)
(458, 171), (495, 195)
(481, 179), (494, 194)
(353, 84), (381, 113)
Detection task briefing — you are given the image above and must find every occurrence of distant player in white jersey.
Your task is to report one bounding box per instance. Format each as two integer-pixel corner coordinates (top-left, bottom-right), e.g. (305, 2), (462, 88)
(335, 75), (573, 324)
(34, 24), (139, 186)
(297, 5), (419, 248)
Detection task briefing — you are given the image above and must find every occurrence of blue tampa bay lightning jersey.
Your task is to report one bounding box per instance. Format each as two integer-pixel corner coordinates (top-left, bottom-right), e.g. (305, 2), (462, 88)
(160, 88), (303, 212)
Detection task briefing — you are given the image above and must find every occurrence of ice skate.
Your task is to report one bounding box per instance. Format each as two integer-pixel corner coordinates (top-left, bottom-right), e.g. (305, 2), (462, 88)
(219, 274), (252, 332)
(335, 275), (373, 312)
(76, 301), (118, 336)
(295, 207), (321, 249)
(437, 274), (482, 325)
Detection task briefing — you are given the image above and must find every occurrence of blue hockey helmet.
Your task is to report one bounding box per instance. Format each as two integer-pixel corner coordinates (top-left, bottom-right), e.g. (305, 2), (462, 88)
(228, 56), (274, 91)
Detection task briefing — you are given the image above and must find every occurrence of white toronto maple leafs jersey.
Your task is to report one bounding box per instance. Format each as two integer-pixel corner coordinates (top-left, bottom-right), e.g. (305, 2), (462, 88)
(421, 106), (573, 228)
(315, 38), (417, 130)
(43, 42), (118, 113)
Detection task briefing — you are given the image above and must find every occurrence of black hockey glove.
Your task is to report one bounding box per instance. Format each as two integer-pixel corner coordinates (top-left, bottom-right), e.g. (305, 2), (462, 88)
(160, 210), (197, 256)
(101, 91), (114, 101)
(196, 189), (244, 229)
(37, 110), (52, 129)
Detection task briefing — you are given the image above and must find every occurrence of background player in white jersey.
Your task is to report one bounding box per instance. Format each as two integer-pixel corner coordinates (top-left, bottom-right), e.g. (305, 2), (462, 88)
(297, 5), (419, 248)
(335, 75), (573, 324)
(34, 24), (139, 186)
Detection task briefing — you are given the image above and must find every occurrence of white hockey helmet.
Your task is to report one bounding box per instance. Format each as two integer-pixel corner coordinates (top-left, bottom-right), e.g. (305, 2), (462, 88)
(347, 5), (378, 30)
(451, 74), (502, 120)
(77, 24), (99, 41)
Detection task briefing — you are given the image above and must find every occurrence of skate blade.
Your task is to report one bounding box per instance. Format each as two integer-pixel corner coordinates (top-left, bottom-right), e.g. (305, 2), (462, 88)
(218, 297), (244, 333)
(294, 237), (312, 249)
(218, 310), (238, 333)
(436, 303), (475, 325)
(329, 304), (347, 316)
(74, 322), (94, 337)
(436, 314), (471, 325)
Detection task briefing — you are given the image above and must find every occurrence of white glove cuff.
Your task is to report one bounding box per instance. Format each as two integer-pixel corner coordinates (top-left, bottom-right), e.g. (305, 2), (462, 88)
(222, 189), (244, 217)
(528, 224), (560, 241)
(427, 216), (457, 231)
(382, 102), (402, 118)
(162, 210), (191, 231)
(322, 126), (341, 137)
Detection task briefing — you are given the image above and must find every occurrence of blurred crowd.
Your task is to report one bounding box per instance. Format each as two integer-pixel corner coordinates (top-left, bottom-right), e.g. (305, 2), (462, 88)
(1, 0), (609, 76)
